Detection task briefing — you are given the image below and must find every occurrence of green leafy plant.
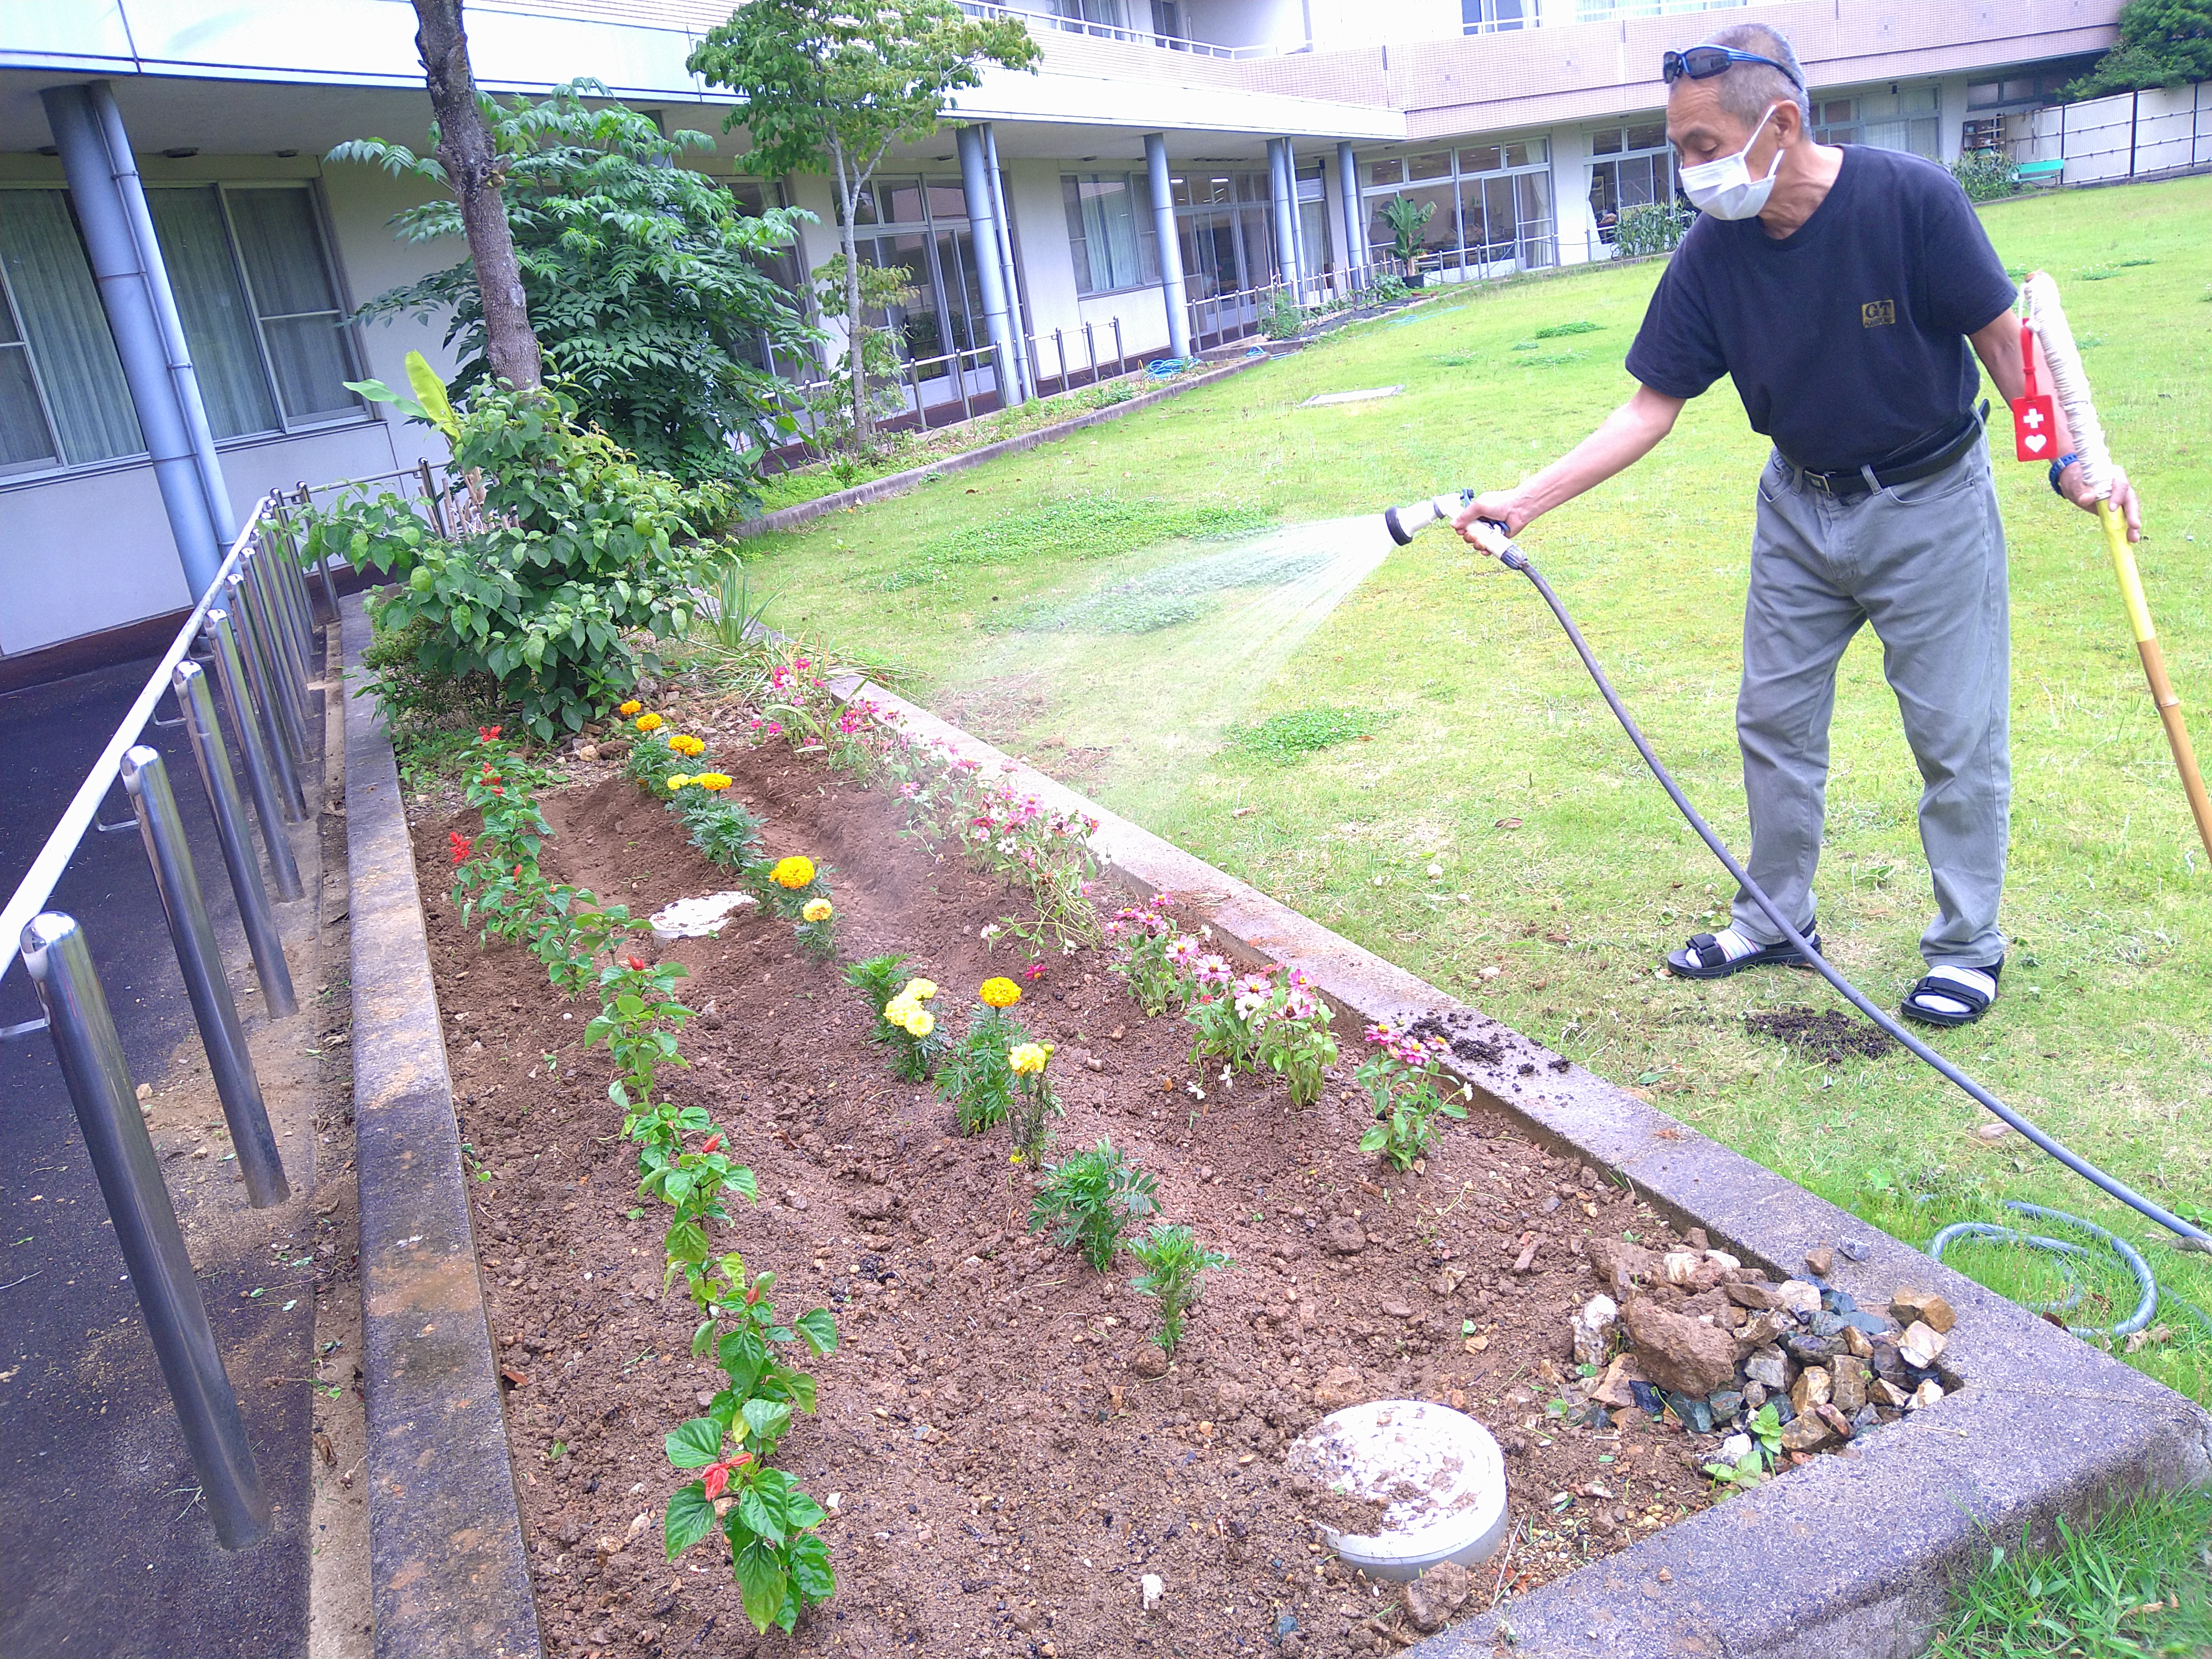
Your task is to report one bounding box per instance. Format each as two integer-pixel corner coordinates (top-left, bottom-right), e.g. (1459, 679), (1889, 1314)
(936, 987), (1029, 1135)
(1104, 898), (1187, 1016)
(1224, 705), (1391, 764)
(1950, 149), (2021, 204)
(1259, 289), (1302, 341)
(1355, 1020), (1470, 1169)
(304, 381), (729, 740)
(698, 557), (780, 656)
(1611, 200), (1694, 258)
(1125, 1224), (1232, 1355)
(663, 1272), (839, 1633)
(332, 82), (815, 486)
(1379, 194), (1437, 266)
(1030, 1140), (1157, 1271)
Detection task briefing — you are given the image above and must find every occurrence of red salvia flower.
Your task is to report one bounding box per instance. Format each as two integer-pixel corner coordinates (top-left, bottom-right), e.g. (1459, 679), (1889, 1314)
(703, 1460), (731, 1500)
(449, 832), (472, 864)
(513, 864), (523, 878)
(701, 1134), (723, 1155)
(625, 956), (648, 972)
(478, 726), (501, 742)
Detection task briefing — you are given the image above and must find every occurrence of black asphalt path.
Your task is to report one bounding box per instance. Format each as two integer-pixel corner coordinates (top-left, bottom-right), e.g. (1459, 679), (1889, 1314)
(0, 651), (315, 1659)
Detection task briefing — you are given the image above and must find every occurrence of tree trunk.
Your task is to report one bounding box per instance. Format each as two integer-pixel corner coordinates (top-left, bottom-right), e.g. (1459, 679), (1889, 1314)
(413, 0), (541, 390)
(836, 149), (870, 449)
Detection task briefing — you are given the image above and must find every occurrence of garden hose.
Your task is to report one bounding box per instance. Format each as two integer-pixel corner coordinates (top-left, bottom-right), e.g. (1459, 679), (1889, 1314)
(1928, 1203), (2212, 1344)
(1382, 497), (2212, 1297)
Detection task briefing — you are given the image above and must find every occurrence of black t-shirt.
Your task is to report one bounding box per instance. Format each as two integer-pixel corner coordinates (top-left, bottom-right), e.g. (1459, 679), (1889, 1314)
(1624, 146), (2017, 474)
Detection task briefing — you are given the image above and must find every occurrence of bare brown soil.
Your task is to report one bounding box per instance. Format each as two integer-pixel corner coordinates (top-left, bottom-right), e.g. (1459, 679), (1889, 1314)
(408, 737), (1716, 1657)
(1742, 1007), (1899, 1066)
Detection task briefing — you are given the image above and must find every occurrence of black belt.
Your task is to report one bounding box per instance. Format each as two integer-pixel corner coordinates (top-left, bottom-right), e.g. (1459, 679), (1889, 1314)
(1780, 402), (1989, 501)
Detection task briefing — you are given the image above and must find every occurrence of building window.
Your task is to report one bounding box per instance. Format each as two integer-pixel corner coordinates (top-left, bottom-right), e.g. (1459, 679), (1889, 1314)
(0, 189), (144, 473)
(1575, 0), (1745, 18)
(1062, 172), (1159, 294)
(0, 181), (364, 479)
(1462, 0), (1532, 32)
(844, 175), (997, 370)
(1813, 87), (1940, 159)
(1360, 139), (1553, 272)
(1587, 121), (1675, 236)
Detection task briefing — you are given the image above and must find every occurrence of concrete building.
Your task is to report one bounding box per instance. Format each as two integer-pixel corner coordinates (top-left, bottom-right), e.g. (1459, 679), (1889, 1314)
(0, 0), (2135, 669)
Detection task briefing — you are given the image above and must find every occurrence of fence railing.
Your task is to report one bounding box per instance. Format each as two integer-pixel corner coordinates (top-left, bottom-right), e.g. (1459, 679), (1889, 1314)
(1984, 82), (2212, 184)
(761, 315), (1145, 456)
(1, 489), (341, 1553)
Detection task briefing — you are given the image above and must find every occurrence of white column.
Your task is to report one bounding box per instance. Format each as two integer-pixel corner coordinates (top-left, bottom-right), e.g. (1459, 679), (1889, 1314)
(1267, 137), (1302, 300)
(981, 124), (1032, 401)
(956, 125), (1025, 407)
(1337, 140), (1366, 281)
(1145, 133), (1192, 361)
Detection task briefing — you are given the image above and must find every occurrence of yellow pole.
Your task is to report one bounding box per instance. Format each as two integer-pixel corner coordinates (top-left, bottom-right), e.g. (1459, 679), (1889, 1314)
(2100, 499), (2212, 859)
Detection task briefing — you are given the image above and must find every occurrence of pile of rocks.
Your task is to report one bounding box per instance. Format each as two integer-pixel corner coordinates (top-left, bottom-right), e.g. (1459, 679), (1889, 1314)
(1576, 1233), (1958, 1456)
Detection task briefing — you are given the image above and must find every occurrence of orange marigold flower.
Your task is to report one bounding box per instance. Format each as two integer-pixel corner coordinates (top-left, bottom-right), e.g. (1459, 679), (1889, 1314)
(692, 773), (732, 791)
(979, 977), (1022, 1009)
(635, 712), (663, 733)
(771, 855), (815, 889)
(618, 700), (642, 716)
(669, 734), (706, 758)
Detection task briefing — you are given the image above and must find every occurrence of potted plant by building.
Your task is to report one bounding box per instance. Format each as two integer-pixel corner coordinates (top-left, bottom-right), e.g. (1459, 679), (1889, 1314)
(1379, 194), (1436, 289)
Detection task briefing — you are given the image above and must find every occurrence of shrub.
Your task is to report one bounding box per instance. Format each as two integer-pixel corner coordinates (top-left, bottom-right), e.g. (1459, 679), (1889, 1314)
(1951, 150), (2021, 204)
(334, 81), (816, 487)
(1030, 1140), (1157, 1271)
(305, 382), (729, 740)
(1613, 201), (1693, 258)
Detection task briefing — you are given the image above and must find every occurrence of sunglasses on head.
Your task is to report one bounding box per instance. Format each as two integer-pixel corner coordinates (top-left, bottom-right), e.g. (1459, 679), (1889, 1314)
(1662, 45), (1803, 88)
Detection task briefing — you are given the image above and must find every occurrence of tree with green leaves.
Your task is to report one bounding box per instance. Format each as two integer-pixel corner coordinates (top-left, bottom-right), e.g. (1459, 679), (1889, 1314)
(2066, 0), (2212, 97)
(332, 81), (817, 486)
(687, 0), (1040, 449)
(1379, 194), (1437, 269)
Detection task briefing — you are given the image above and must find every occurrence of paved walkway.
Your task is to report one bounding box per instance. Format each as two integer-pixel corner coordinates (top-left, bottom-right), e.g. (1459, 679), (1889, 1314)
(0, 653), (319, 1659)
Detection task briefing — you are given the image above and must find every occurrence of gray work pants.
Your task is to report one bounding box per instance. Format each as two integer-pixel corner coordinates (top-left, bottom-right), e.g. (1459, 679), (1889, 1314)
(1731, 442), (2010, 969)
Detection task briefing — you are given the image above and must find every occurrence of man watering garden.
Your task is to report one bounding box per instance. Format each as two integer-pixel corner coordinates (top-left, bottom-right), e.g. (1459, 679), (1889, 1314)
(1456, 20), (2143, 1030)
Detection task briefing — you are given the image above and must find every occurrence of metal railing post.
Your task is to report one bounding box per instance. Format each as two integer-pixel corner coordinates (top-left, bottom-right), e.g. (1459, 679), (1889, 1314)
(288, 496), (342, 624)
(171, 661), (296, 1018)
(1084, 320), (1098, 385)
(272, 523), (318, 663)
(21, 911), (274, 1550)
(243, 546), (309, 727)
(1054, 327), (1067, 393)
(220, 586), (310, 822)
(227, 572), (309, 813)
(203, 608), (303, 898)
(953, 347), (973, 422)
(906, 351), (926, 430)
(121, 746), (290, 1208)
(1113, 316), (1125, 377)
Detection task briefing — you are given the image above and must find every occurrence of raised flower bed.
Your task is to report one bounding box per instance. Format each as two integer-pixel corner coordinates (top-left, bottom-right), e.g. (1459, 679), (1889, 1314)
(404, 687), (1756, 1657)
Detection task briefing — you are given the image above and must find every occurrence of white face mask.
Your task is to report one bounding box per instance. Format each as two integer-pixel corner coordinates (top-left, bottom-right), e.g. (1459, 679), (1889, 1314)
(1679, 105), (1783, 221)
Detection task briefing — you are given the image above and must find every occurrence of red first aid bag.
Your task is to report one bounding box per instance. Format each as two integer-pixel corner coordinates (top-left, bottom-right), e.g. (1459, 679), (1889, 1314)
(2012, 318), (2058, 462)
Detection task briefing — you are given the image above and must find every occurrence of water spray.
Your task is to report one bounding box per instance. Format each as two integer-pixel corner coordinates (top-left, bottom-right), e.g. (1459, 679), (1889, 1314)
(1381, 491), (2212, 1336)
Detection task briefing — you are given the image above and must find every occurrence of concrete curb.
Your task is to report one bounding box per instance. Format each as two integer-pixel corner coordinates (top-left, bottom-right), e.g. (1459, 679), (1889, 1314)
(342, 596), (541, 1659)
(734, 349), (1278, 538)
(844, 681), (2212, 1659)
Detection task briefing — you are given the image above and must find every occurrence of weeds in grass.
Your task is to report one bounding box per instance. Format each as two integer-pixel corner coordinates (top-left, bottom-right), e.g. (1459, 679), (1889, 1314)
(1928, 1486), (2212, 1658)
(1224, 705), (1392, 763)
(883, 495), (1272, 591)
(1533, 320), (1603, 338)
(989, 538), (1336, 635)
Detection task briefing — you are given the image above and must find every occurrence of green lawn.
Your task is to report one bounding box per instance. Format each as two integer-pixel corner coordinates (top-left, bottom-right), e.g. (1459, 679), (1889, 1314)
(742, 176), (2212, 1452)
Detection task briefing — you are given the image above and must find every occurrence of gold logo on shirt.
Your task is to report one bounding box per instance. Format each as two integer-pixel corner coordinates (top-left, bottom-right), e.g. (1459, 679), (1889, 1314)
(1862, 299), (1897, 327)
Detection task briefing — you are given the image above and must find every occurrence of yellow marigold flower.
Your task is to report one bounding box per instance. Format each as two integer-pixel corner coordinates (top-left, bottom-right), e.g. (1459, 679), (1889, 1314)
(903, 978), (937, 1001)
(665, 774), (693, 791)
(1009, 1042), (1049, 1075)
(669, 734), (706, 758)
(979, 977), (1022, 1009)
(903, 1008), (935, 1039)
(618, 700), (642, 716)
(802, 898), (833, 923)
(635, 712), (663, 733)
(771, 855), (815, 889)
(693, 773), (732, 791)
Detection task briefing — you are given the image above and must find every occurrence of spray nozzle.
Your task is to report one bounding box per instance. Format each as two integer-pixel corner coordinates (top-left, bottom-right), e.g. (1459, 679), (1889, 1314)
(1382, 489), (1526, 568)
(1383, 489), (1474, 547)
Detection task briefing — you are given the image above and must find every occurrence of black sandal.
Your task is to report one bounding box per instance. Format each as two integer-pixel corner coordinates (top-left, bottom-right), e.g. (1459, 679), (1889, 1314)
(1900, 961), (2003, 1027)
(1664, 927), (1819, 980)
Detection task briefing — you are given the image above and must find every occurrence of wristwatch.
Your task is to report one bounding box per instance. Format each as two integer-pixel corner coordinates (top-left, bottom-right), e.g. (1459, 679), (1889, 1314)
(2048, 452), (2079, 497)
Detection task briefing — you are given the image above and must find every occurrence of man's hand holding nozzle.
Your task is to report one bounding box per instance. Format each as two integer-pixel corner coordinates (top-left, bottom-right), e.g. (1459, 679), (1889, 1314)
(1453, 491), (1522, 557)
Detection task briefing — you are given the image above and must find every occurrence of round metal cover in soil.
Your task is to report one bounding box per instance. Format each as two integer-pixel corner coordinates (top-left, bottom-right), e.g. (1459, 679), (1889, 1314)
(1287, 1399), (1509, 1582)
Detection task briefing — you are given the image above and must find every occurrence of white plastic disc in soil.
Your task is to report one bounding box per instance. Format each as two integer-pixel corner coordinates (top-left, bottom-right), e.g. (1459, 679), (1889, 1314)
(1287, 1400), (1508, 1582)
(648, 890), (758, 943)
